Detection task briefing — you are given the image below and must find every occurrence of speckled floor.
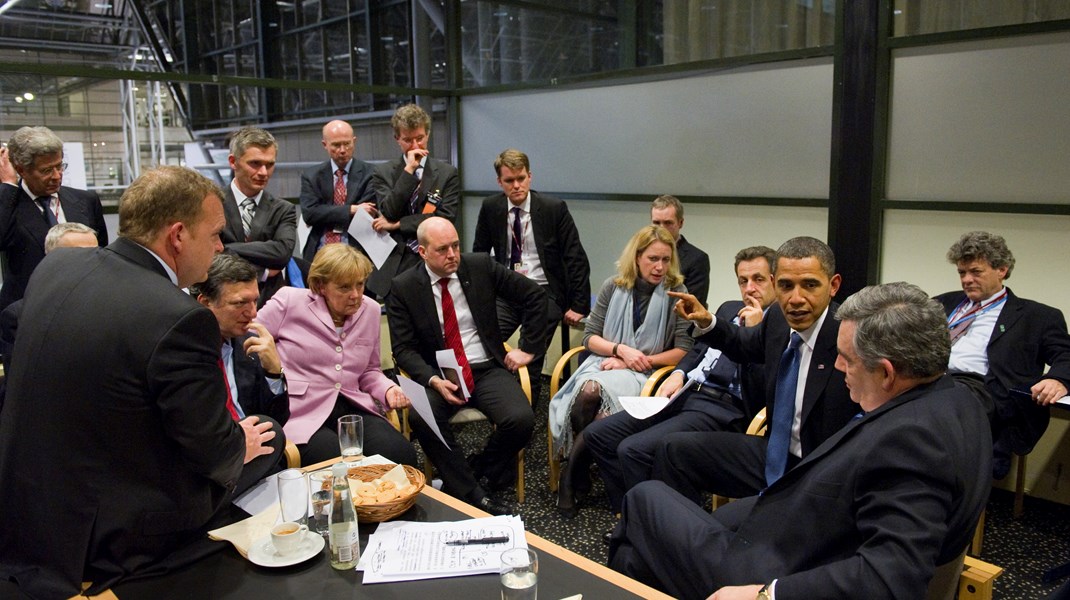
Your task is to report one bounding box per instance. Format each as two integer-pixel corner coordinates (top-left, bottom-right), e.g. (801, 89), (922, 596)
(432, 376), (1070, 599)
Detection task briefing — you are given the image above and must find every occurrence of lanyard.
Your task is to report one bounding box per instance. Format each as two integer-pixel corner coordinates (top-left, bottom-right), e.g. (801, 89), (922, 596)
(947, 288), (1008, 330)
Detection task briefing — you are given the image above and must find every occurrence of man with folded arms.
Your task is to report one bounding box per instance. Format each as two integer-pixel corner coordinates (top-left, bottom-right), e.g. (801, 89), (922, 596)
(387, 217), (546, 515)
(651, 194), (709, 307)
(610, 282), (992, 600)
(936, 230), (1070, 479)
(0, 166), (276, 598)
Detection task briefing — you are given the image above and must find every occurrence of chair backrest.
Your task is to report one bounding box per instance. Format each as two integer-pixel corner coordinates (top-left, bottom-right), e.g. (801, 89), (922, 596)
(746, 407), (768, 436)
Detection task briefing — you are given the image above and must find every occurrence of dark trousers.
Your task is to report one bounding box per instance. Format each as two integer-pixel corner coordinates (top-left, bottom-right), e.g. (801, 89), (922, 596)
(496, 290), (562, 404)
(408, 362), (534, 502)
(299, 394), (418, 468)
(234, 414), (287, 496)
(652, 430), (795, 503)
(587, 388), (745, 512)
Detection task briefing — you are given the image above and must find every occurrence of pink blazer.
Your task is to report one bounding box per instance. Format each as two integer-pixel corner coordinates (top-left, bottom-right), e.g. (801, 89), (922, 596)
(256, 287), (395, 444)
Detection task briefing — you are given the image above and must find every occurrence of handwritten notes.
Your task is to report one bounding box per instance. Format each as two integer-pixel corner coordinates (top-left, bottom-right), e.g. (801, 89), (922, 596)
(358, 515), (526, 583)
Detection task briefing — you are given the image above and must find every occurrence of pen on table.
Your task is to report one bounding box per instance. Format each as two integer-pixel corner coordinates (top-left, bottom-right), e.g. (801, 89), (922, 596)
(445, 536), (510, 546)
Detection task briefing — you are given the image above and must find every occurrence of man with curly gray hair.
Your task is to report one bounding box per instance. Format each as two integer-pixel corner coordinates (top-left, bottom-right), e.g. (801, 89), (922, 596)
(936, 230), (1070, 479)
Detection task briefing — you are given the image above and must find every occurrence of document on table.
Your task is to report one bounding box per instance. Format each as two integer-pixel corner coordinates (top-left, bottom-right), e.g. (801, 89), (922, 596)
(357, 515), (527, 583)
(398, 374), (451, 449)
(347, 209), (396, 268)
(618, 377), (692, 420)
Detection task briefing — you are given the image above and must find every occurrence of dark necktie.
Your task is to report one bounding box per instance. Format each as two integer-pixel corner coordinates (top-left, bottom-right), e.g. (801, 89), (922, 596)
(765, 331), (802, 486)
(239, 197), (255, 240)
(405, 171), (424, 254)
(218, 357), (240, 421)
(439, 278), (475, 394)
(510, 207), (523, 268)
(326, 168), (346, 244)
(37, 196), (57, 227)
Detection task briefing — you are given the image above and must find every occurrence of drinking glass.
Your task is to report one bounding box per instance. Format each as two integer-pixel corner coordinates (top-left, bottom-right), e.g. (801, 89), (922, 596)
(308, 469), (333, 536)
(337, 415), (364, 462)
(277, 468), (308, 525)
(499, 548), (538, 600)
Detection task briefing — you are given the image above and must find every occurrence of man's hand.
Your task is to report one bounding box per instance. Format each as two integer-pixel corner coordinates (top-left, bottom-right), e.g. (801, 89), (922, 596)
(615, 344), (653, 372)
(244, 323), (282, 375)
(430, 375), (464, 406)
(371, 216), (400, 233)
(404, 148), (429, 173)
(240, 416), (276, 464)
(353, 201), (379, 217)
(1031, 378), (1068, 406)
(708, 584), (764, 600)
(385, 385), (410, 409)
(738, 294), (765, 327)
(0, 147), (17, 185)
(563, 309), (585, 328)
(504, 348), (534, 372)
(659, 371), (686, 397)
(668, 291), (713, 328)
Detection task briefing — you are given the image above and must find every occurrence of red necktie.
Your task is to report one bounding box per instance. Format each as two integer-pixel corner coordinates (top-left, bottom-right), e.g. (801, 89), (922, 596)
(218, 358), (240, 421)
(325, 168), (345, 244)
(439, 278), (475, 394)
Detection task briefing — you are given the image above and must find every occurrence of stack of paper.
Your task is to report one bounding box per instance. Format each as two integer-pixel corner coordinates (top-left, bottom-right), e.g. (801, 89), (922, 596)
(358, 515), (526, 583)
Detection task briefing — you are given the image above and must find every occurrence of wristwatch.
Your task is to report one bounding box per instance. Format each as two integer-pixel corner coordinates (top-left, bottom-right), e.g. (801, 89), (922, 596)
(265, 366), (285, 380)
(756, 583), (772, 600)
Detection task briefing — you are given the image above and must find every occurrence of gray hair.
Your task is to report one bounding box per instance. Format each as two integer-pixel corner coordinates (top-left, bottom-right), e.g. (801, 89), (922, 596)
(228, 126), (277, 158)
(946, 231), (1015, 280)
(775, 236), (836, 277)
(44, 222), (97, 254)
(836, 281), (950, 379)
(188, 253), (258, 301)
(7, 126), (64, 168)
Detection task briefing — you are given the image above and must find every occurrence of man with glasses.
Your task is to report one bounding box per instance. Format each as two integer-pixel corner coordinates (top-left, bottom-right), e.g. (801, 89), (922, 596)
(0, 127), (108, 309)
(299, 119), (377, 264)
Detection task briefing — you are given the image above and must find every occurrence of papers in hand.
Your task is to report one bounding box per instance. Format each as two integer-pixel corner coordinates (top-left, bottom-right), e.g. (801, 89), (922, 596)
(347, 208), (396, 268)
(357, 515), (527, 583)
(618, 376), (692, 420)
(398, 374), (451, 450)
(435, 349), (471, 400)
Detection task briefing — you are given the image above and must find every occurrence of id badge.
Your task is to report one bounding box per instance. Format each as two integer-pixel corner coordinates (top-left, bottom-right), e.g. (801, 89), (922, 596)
(513, 262), (530, 276)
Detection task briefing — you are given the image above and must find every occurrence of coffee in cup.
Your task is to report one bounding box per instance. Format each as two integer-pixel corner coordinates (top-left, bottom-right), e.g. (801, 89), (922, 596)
(270, 521), (308, 555)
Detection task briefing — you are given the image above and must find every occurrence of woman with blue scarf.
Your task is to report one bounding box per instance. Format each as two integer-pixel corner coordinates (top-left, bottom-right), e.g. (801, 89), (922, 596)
(549, 225), (693, 518)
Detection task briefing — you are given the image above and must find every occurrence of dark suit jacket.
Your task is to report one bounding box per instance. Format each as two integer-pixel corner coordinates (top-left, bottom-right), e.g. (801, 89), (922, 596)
(706, 376), (991, 599)
(297, 159), (376, 262)
(676, 235), (710, 308)
(696, 302), (855, 457)
(386, 253), (547, 387)
(936, 287), (1070, 452)
(472, 191), (591, 316)
(221, 188), (297, 306)
(368, 157), (460, 297)
(0, 238), (245, 598)
(0, 182), (108, 309)
(231, 333), (290, 426)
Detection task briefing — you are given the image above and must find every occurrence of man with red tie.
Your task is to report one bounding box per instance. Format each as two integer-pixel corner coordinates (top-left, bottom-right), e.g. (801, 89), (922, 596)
(191, 253), (289, 495)
(387, 217), (546, 515)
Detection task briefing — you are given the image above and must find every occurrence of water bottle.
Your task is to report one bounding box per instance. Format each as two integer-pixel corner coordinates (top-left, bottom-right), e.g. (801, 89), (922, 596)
(328, 462), (360, 569)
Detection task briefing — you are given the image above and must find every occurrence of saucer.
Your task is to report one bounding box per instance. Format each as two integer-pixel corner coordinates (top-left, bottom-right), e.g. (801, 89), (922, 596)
(247, 532), (325, 568)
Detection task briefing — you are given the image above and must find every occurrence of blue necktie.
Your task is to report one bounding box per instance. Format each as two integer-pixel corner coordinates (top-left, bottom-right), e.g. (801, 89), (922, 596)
(765, 331), (802, 486)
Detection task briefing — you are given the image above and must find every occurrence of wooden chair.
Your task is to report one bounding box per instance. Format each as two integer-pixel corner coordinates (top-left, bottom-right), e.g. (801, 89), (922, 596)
(282, 410), (403, 469)
(546, 346), (676, 493)
(416, 344), (532, 502)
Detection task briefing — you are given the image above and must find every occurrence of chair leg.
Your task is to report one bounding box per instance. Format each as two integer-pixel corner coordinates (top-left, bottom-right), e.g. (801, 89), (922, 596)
(970, 509), (985, 556)
(547, 426), (560, 493)
(1013, 453), (1027, 519)
(517, 449), (525, 503)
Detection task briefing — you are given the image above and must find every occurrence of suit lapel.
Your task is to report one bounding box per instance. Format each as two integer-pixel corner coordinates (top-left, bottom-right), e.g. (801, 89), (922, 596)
(528, 192), (549, 268)
(416, 266), (447, 348)
(988, 288), (1022, 346)
(800, 311), (838, 423)
(16, 188), (50, 241)
(345, 161), (364, 205)
(249, 192), (274, 239)
(56, 188), (83, 224)
(221, 189), (246, 242)
(306, 289), (338, 332)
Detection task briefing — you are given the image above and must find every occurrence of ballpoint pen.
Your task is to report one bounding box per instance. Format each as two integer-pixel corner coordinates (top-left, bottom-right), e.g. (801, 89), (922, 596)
(444, 536), (510, 546)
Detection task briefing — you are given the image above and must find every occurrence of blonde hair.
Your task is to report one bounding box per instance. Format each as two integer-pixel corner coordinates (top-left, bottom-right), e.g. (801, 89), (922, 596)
(614, 225), (682, 289)
(307, 244), (373, 294)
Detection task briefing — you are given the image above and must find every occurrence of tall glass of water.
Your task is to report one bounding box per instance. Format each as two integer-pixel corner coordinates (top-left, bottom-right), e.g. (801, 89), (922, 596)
(337, 414), (364, 462)
(499, 548), (537, 600)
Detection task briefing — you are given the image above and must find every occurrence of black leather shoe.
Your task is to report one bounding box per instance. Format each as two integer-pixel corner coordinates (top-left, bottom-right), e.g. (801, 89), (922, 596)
(474, 495), (511, 516)
(603, 530), (613, 546)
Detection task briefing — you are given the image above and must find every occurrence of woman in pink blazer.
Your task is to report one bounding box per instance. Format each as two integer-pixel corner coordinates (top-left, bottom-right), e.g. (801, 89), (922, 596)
(257, 244), (418, 466)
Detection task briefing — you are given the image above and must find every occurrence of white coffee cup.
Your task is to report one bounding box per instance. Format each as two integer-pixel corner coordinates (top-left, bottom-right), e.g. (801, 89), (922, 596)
(270, 521), (309, 556)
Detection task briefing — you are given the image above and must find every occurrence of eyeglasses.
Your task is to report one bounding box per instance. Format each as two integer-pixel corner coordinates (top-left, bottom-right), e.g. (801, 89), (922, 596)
(36, 162), (68, 177)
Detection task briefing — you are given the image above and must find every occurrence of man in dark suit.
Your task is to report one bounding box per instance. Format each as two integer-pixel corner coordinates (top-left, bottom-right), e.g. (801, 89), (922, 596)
(191, 253), (290, 496)
(651, 194), (709, 307)
(298, 119), (377, 264)
(472, 149), (591, 403)
(936, 230), (1070, 478)
(0, 166), (277, 598)
(387, 217), (546, 515)
(0, 127), (108, 310)
(609, 282), (992, 600)
(219, 127), (298, 306)
(655, 236), (856, 503)
(585, 245), (776, 515)
(369, 103), (460, 298)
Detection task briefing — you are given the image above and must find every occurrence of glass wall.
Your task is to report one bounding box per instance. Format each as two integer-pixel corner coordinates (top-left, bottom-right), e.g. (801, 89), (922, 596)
(893, 0), (1070, 36)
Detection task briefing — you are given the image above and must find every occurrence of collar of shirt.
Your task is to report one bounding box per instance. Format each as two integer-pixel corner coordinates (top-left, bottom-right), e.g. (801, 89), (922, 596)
(230, 180), (263, 207)
(968, 286), (1007, 311)
(21, 180), (51, 203)
(509, 193), (531, 214)
(332, 158), (352, 175)
(426, 265), (457, 285)
(792, 304), (830, 352)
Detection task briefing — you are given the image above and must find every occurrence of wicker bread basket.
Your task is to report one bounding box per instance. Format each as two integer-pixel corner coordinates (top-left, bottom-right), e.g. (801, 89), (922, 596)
(345, 464), (426, 522)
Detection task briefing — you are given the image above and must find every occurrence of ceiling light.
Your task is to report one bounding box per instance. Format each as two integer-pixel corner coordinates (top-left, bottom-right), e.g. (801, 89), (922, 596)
(23, 92), (33, 100)
(15, 97), (23, 103)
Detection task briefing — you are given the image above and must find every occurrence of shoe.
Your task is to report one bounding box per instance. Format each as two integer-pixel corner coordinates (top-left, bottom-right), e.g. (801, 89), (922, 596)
(483, 465), (517, 493)
(602, 530), (613, 546)
(473, 495), (511, 516)
(556, 433), (592, 519)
